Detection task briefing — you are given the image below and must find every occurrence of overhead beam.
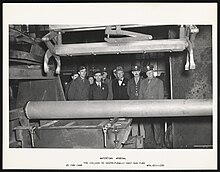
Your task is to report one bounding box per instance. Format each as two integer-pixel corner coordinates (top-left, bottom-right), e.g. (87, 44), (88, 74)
(10, 66), (55, 80)
(49, 24), (155, 32)
(25, 99), (212, 119)
(55, 39), (187, 56)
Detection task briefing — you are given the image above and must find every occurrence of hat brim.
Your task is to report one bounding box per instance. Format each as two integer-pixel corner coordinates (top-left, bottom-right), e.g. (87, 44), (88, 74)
(132, 69), (141, 71)
(93, 71), (102, 75)
(146, 69), (154, 72)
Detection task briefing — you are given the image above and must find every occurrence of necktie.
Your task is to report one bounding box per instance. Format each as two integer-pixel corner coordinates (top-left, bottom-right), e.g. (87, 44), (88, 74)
(98, 83), (101, 88)
(135, 78), (139, 85)
(119, 80), (122, 86)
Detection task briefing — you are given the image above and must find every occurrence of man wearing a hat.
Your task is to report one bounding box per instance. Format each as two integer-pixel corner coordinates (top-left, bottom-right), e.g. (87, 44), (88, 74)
(64, 73), (79, 98)
(102, 68), (113, 100)
(89, 70), (108, 100)
(127, 65), (142, 100)
(67, 66), (90, 100)
(139, 64), (165, 148)
(112, 66), (129, 100)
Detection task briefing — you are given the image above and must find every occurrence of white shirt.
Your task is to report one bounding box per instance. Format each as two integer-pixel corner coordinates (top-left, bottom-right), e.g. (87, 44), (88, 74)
(134, 77), (140, 85)
(96, 81), (101, 88)
(118, 78), (124, 86)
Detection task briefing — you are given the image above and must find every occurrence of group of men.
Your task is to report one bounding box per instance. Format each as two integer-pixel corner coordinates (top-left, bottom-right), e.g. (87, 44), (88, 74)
(66, 64), (165, 149)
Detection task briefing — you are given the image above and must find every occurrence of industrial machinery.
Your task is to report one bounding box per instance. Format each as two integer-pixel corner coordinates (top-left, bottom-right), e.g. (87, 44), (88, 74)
(9, 24), (213, 149)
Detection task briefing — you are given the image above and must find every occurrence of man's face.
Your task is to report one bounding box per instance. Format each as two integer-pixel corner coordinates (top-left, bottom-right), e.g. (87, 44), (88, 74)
(113, 70), (117, 78)
(88, 77), (94, 84)
(102, 72), (107, 79)
(94, 73), (102, 82)
(146, 70), (154, 79)
(132, 70), (141, 77)
(78, 69), (86, 78)
(117, 70), (124, 80)
(72, 74), (79, 80)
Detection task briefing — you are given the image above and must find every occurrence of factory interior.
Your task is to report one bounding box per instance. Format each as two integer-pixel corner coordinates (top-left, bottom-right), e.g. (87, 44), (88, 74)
(9, 24), (212, 149)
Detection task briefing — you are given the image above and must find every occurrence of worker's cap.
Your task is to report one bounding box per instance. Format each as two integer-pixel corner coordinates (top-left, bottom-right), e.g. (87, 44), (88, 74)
(102, 67), (108, 74)
(145, 65), (154, 72)
(78, 66), (86, 72)
(88, 75), (94, 79)
(131, 65), (141, 71)
(115, 66), (124, 72)
(93, 70), (102, 76)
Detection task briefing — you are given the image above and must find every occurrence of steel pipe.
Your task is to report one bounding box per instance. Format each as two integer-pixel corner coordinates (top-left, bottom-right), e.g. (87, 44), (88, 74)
(24, 99), (212, 119)
(54, 39), (187, 56)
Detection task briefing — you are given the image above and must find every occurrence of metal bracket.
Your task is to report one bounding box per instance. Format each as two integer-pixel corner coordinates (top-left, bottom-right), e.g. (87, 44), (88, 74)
(44, 49), (61, 74)
(28, 126), (37, 148)
(42, 31), (61, 74)
(112, 126), (119, 147)
(184, 25), (199, 70)
(102, 126), (108, 148)
(104, 25), (152, 43)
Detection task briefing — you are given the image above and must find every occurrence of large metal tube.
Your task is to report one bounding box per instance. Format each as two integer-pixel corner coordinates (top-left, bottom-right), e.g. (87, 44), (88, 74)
(24, 99), (212, 119)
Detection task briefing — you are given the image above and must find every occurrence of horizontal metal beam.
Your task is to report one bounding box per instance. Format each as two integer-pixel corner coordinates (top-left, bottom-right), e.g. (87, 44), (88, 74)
(9, 66), (55, 80)
(55, 39), (187, 56)
(49, 24), (156, 32)
(25, 99), (212, 119)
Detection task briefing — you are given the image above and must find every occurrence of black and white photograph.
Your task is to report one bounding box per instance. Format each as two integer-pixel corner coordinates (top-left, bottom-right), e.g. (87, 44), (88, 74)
(3, 3), (217, 170)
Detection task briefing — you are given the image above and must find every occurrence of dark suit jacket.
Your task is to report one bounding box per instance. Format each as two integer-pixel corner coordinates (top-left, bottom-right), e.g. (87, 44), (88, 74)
(139, 77), (164, 99)
(102, 78), (113, 100)
(67, 77), (90, 100)
(112, 78), (129, 100)
(127, 77), (142, 100)
(89, 82), (108, 100)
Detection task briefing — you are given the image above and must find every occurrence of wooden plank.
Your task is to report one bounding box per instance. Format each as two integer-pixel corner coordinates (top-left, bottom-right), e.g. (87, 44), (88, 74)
(40, 120), (59, 128)
(55, 39), (187, 56)
(139, 123), (145, 139)
(10, 50), (43, 63)
(64, 121), (76, 127)
(9, 66), (55, 80)
(97, 120), (109, 127)
(116, 126), (132, 149)
(131, 123), (139, 136)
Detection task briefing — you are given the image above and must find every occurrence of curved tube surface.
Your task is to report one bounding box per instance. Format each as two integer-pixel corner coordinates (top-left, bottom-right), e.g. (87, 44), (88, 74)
(25, 99), (212, 119)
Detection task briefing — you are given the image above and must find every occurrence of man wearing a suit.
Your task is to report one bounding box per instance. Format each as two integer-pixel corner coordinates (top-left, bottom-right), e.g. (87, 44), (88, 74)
(102, 68), (113, 100)
(67, 66), (90, 100)
(139, 65), (165, 148)
(127, 65), (142, 100)
(89, 70), (108, 100)
(112, 66), (129, 100)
